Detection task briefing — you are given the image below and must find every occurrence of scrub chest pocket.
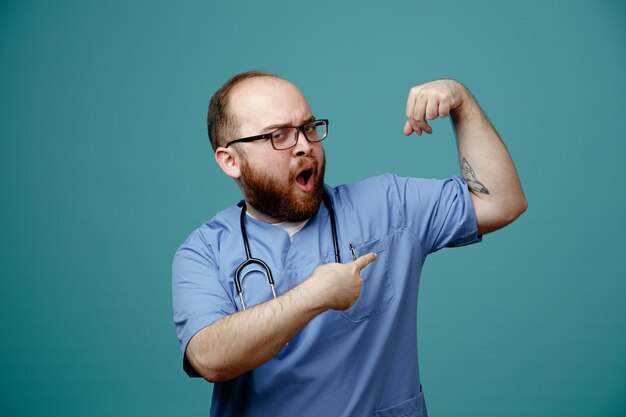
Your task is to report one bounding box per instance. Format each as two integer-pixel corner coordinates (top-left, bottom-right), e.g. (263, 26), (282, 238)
(374, 390), (426, 417)
(230, 237), (395, 321)
(336, 237), (395, 323)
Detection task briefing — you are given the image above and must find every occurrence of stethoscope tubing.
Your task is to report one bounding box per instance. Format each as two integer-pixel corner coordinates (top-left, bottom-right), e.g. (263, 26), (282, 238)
(235, 192), (340, 310)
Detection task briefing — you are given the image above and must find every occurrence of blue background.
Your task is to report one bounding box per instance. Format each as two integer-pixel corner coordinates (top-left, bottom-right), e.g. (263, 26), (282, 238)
(1, 0), (625, 416)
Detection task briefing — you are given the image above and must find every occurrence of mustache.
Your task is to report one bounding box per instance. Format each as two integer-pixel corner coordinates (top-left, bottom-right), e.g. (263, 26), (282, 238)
(289, 157), (319, 180)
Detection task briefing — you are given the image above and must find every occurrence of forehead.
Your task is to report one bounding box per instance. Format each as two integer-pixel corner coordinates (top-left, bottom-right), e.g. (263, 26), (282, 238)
(229, 77), (312, 134)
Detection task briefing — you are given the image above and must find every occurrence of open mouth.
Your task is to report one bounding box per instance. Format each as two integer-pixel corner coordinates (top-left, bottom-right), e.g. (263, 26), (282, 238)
(295, 165), (315, 190)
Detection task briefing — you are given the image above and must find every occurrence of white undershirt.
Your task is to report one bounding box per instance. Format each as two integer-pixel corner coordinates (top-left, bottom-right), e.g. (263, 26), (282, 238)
(246, 212), (310, 241)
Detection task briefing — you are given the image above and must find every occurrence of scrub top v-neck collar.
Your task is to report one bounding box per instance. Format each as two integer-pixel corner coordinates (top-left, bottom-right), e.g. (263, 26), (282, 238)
(235, 193), (334, 270)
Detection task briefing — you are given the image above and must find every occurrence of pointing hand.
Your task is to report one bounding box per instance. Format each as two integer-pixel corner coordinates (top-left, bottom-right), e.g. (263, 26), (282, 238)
(308, 252), (378, 311)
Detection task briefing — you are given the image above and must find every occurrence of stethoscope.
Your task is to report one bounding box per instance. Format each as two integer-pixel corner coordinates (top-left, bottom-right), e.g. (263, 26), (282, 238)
(234, 193), (341, 310)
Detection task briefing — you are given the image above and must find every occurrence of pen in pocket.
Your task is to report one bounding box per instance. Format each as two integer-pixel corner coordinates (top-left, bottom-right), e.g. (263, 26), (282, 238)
(349, 242), (356, 261)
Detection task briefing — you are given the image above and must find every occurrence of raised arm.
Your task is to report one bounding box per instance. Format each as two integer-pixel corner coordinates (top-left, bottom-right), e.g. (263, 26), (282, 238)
(403, 79), (527, 235)
(186, 253), (377, 382)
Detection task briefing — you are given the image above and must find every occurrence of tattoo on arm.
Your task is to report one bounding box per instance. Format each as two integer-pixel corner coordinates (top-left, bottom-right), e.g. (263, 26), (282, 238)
(462, 157), (490, 195)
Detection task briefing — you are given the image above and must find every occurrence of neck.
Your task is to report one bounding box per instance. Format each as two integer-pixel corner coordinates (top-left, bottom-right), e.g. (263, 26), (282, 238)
(244, 202), (282, 224)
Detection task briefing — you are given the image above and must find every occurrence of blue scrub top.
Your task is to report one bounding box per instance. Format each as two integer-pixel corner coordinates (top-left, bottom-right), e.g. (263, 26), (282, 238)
(172, 174), (481, 417)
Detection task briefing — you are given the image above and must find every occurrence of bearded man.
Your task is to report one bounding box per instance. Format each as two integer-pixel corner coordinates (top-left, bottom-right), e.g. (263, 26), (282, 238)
(172, 71), (527, 416)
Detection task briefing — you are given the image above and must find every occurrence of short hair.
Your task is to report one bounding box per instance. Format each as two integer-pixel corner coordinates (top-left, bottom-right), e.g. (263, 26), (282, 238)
(207, 70), (282, 152)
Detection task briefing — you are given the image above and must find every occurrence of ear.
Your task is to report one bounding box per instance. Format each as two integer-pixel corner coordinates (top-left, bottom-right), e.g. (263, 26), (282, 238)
(215, 146), (242, 179)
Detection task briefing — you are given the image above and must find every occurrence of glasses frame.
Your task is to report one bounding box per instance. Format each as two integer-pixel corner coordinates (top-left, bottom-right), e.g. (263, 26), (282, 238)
(224, 119), (329, 150)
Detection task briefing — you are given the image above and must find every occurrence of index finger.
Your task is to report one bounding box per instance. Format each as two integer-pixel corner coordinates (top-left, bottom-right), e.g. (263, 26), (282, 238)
(353, 252), (378, 272)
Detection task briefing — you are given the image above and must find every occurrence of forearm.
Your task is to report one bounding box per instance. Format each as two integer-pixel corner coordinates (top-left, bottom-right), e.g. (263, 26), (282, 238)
(451, 84), (527, 231)
(186, 279), (326, 382)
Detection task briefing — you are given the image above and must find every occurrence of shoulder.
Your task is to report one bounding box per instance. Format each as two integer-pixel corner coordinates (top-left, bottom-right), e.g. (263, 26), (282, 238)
(329, 173), (440, 207)
(330, 173), (402, 200)
(174, 204), (241, 263)
(325, 174), (411, 232)
(325, 174), (468, 225)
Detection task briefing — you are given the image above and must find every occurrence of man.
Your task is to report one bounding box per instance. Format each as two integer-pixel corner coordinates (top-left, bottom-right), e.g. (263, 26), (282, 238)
(172, 71), (527, 416)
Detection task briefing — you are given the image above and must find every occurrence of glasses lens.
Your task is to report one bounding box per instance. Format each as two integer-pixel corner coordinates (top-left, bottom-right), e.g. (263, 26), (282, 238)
(271, 127), (298, 150)
(303, 120), (328, 142)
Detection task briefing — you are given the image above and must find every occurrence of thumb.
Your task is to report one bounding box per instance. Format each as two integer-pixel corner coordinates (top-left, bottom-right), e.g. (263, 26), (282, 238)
(353, 252), (377, 272)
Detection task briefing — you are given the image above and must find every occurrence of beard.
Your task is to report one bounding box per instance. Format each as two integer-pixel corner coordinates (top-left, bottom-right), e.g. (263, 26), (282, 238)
(238, 153), (326, 222)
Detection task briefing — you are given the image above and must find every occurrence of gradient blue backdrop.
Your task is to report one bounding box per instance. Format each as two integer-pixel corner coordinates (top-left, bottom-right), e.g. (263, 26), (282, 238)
(1, 0), (625, 416)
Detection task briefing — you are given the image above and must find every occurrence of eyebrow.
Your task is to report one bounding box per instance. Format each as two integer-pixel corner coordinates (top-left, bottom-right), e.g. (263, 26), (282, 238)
(261, 115), (315, 133)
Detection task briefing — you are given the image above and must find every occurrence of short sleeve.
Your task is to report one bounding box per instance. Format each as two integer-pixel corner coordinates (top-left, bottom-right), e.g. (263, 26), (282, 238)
(171, 232), (236, 377)
(388, 174), (481, 255)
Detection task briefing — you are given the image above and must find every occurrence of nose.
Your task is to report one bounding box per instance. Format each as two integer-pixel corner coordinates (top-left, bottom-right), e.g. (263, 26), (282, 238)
(292, 130), (313, 157)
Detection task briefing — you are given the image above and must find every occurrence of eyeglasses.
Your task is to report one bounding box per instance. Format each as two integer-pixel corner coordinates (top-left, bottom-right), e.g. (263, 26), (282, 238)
(225, 119), (329, 150)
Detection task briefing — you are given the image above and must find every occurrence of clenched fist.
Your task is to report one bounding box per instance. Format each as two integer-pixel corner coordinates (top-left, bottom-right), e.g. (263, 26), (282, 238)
(403, 79), (469, 136)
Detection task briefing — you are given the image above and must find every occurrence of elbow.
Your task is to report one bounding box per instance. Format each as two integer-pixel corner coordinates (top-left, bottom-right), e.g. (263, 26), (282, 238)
(503, 196), (528, 226)
(204, 366), (242, 383)
(191, 355), (233, 383)
(477, 197), (528, 235)
(203, 369), (230, 384)
(196, 358), (231, 383)
(186, 327), (238, 383)
(516, 196), (528, 218)
(501, 197), (527, 225)
(186, 346), (233, 383)
(509, 196), (528, 221)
